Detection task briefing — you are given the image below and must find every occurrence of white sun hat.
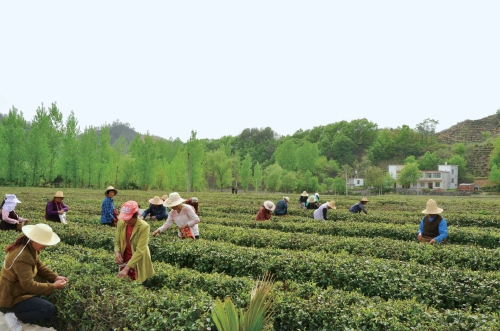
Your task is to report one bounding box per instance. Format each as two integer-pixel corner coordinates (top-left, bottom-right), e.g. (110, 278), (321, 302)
(163, 192), (186, 208)
(22, 223), (60, 246)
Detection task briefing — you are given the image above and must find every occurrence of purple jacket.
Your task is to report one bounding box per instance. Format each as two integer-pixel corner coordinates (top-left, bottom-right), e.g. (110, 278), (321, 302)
(45, 200), (69, 222)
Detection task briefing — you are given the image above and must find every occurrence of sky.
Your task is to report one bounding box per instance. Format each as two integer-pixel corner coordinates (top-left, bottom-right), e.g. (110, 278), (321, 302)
(1, 1), (499, 142)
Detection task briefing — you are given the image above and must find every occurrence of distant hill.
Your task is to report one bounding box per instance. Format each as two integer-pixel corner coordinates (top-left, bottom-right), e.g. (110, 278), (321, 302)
(436, 113), (500, 178)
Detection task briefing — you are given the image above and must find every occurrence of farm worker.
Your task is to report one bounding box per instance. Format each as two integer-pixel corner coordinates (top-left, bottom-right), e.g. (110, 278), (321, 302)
(45, 191), (69, 224)
(0, 194), (30, 231)
(185, 197), (199, 215)
(313, 200), (336, 220)
(349, 197), (369, 214)
(255, 200), (275, 221)
(274, 196), (290, 216)
(417, 199), (448, 245)
(306, 196), (319, 210)
(100, 186), (118, 226)
(140, 196), (168, 221)
(299, 191), (308, 209)
(0, 223), (68, 330)
(114, 201), (155, 283)
(152, 192), (201, 239)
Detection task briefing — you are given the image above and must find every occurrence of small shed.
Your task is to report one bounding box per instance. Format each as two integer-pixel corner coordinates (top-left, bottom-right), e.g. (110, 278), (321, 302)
(457, 183), (479, 192)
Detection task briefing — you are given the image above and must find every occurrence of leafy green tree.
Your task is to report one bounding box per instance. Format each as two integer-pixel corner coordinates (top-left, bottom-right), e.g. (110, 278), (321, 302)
(307, 175), (319, 193)
(330, 133), (356, 166)
(273, 139), (297, 171)
(79, 127), (98, 187)
(205, 149), (233, 191)
(59, 112), (80, 188)
(296, 141), (319, 173)
(110, 135), (127, 187)
(364, 166), (385, 192)
(169, 149), (187, 191)
(96, 126), (112, 189)
(395, 125), (421, 158)
(280, 171), (297, 193)
(26, 105), (51, 186)
(368, 129), (396, 162)
(323, 177), (335, 193)
(316, 156), (340, 181)
(332, 177), (346, 195)
(489, 135), (500, 168)
(253, 162), (263, 191)
(452, 143), (466, 157)
(415, 118), (438, 147)
(419, 152), (438, 171)
(186, 131), (206, 192)
(46, 103), (64, 184)
(396, 162), (421, 188)
(404, 155), (417, 164)
(447, 154), (467, 182)
(264, 163), (282, 192)
(130, 133), (157, 190)
(233, 127), (277, 167)
(488, 164), (500, 188)
(239, 153), (253, 191)
(0, 107), (27, 185)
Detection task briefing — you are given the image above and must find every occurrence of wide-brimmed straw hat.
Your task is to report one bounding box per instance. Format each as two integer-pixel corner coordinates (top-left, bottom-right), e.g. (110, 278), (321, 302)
(263, 200), (275, 211)
(307, 196), (316, 203)
(360, 197), (369, 202)
(22, 223), (60, 246)
(54, 191), (64, 198)
(149, 196), (163, 205)
(326, 200), (336, 209)
(105, 186), (118, 195)
(301, 191), (308, 197)
(422, 199), (443, 214)
(161, 194), (169, 201)
(163, 192), (186, 208)
(283, 196), (290, 203)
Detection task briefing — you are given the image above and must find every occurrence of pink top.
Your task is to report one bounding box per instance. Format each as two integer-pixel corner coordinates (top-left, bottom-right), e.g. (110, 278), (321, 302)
(1, 210), (26, 225)
(157, 204), (200, 237)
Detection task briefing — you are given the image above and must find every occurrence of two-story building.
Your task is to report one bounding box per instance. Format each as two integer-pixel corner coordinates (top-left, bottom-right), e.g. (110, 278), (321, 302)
(388, 163), (458, 190)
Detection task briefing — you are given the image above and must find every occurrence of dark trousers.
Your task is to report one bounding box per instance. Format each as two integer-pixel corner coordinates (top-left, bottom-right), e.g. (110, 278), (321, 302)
(7, 297), (55, 323)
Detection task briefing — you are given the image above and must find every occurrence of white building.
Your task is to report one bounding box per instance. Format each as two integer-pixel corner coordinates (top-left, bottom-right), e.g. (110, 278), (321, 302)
(346, 177), (364, 189)
(388, 163), (459, 190)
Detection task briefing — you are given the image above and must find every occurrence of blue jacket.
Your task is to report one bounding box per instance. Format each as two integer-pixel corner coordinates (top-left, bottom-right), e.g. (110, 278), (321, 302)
(274, 200), (288, 216)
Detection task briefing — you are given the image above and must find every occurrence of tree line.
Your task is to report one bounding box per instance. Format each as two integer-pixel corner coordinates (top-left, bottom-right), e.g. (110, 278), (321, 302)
(0, 103), (472, 193)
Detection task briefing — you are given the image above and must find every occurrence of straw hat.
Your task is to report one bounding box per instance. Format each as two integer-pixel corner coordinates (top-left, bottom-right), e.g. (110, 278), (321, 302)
(149, 196), (163, 205)
(360, 197), (369, 202)
(161, 194), (169, 201)
(422, 199), (443, 214)
(283, 196), (290, 203)
(54, 191), (64, 198)
(163, 192), (186, 208)
(263, 200), (276, 211)
(22, 223), (60, 246)
(301, 191), (308, 197)
(315, 193), (320, 198)
(326, 200), (336, 209)
(307, 196), (316, 203)
(105, 186), (118, 195)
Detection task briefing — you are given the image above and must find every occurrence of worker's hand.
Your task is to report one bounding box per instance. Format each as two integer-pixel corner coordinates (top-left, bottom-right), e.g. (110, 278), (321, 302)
(115, 251), (123, 264)
(53, 279), (67, 289)
(152, 229), (160, 237)
(55, 276), (68, 282)
(151, 216), (156, 220)
(429, 238), (436, 245)
(117, 266), (130, 278)
(417, 233), (423, 242)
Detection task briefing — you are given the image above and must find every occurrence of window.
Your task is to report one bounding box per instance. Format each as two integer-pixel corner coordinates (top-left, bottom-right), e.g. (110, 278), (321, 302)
(425, 173), (432, 178)
(357, 180), (360, 185)
(432, 173), (441, 178)
(451, 178), (454, 183)
(452, 169), (454, 174)
(435, 182), (440, 188)
(420, 182), (425, 187)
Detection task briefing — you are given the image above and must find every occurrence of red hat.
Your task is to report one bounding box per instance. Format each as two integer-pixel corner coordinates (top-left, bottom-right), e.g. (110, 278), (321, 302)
(118, 201), (139, 221)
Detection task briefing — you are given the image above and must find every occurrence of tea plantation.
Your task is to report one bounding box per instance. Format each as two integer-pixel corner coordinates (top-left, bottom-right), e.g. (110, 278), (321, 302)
(1, 187), (500, 330)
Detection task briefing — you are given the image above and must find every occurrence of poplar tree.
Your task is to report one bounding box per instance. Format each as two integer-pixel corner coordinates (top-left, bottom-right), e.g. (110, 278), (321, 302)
(60, 112), (80, 188)
(0, 107), (27, 185)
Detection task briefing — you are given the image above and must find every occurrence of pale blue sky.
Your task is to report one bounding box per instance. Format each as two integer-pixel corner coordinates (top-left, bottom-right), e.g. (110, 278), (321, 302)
(1, 1), (499, 142)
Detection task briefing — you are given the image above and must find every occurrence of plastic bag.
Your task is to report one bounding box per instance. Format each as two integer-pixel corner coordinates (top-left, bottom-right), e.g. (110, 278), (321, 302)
(59, 212), (68, 225)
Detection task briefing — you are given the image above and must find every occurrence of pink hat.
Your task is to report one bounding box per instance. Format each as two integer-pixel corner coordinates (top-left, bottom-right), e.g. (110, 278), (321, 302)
(118, 201), (139, 221)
